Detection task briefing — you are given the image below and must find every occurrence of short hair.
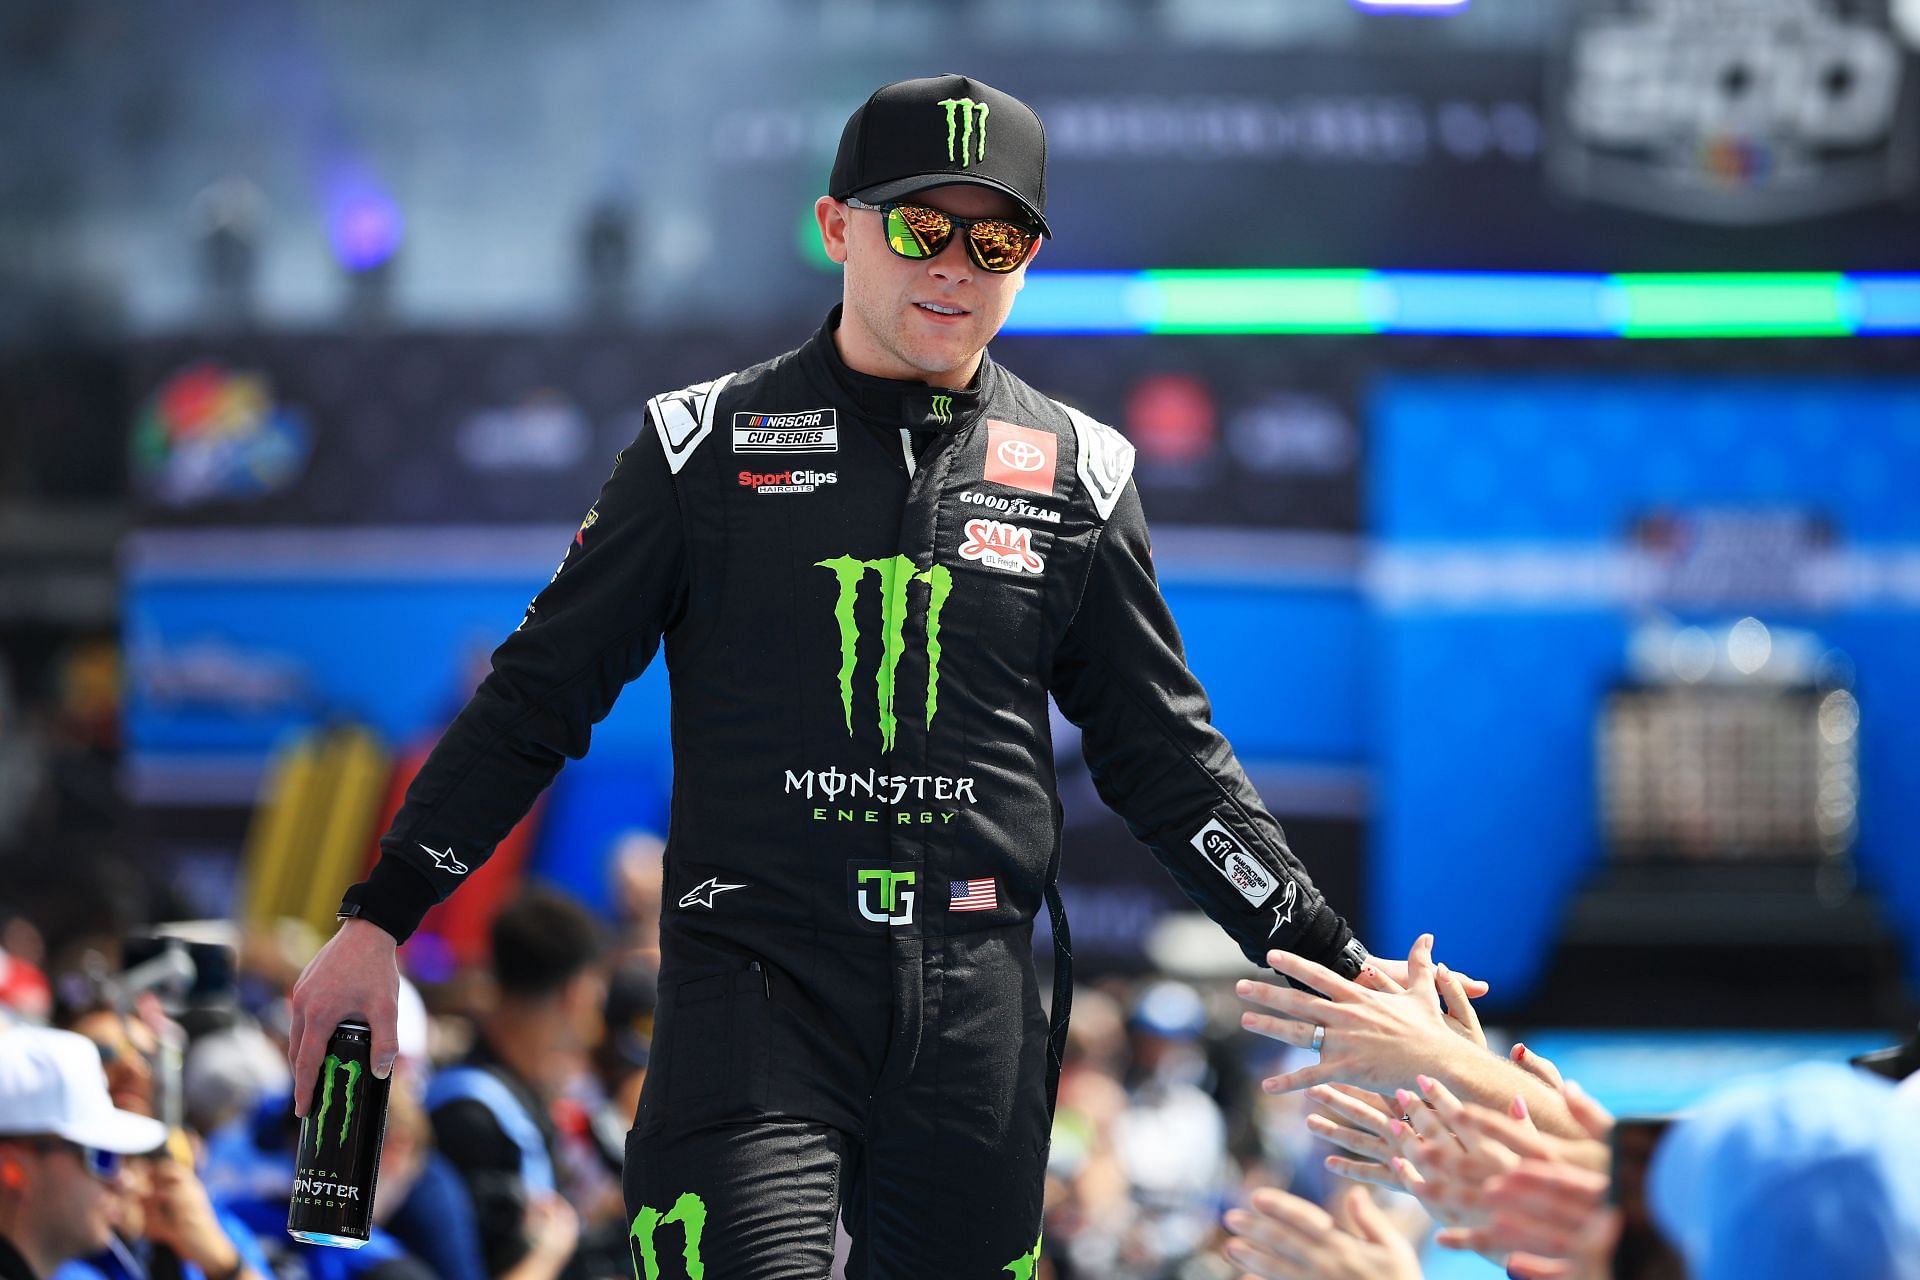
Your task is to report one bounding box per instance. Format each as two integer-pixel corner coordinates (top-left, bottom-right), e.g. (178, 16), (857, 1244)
(487, 886), (607, 999)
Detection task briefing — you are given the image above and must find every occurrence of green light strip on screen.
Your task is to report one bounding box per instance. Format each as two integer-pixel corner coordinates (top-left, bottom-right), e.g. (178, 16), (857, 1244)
(1614, 273), (1855, 338)
(1002, 270), (1920, 337)
(1145, 270), (1378, 333)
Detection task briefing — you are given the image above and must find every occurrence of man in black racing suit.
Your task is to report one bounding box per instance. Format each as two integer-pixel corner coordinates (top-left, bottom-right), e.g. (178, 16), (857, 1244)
(291, 75), (1376, 1279)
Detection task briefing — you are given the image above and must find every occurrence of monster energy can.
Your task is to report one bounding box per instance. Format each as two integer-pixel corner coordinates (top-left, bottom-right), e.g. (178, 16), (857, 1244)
(287, 1021), (390, 1248)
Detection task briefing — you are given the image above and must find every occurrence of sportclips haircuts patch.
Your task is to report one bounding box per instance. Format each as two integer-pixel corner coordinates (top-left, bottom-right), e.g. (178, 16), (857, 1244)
(1190, 817), (1279, 906)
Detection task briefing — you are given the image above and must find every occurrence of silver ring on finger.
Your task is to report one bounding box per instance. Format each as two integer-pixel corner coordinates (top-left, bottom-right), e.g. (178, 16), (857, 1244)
(1309, 1024), (1326, 1054)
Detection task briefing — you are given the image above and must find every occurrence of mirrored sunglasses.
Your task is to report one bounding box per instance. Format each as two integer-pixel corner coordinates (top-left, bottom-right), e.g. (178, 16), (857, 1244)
(844, 198), (1040, 275)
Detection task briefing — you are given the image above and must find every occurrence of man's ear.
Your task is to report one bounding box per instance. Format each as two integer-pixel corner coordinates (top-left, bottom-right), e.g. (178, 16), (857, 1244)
(1010, 237), (1041, 293)
(815, 196), (851, 266)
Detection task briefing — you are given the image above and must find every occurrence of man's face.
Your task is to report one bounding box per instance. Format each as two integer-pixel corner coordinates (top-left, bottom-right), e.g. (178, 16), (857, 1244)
(3, 1138), (126, 1260)
(69, 1011), (156, 1119)
(817, 183), (1041, 385)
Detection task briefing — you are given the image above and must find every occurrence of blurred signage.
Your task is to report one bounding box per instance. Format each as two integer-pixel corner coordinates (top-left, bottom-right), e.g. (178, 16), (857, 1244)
(1556, 0), (1915, 223)
(1629, 508), (1840, 608)
(133, 363), (311, 508)
(130, 333), (1365, 533)
(712, 47), (1920, 274)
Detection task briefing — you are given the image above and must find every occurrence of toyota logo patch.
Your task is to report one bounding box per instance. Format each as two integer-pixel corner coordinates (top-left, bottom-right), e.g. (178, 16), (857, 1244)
(983, 420), (1057, 497)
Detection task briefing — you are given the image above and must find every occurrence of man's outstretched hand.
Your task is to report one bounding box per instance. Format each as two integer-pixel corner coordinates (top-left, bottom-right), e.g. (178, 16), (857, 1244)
(287, 917), (401, 1117)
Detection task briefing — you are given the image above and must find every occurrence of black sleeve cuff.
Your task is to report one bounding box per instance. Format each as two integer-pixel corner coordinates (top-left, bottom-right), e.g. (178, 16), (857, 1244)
(338, 856), (440, 944)
(1276, 904), (1364, 991)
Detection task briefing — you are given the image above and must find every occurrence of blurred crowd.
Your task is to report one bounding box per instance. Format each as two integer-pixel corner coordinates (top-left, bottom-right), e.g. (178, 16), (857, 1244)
(1, 835), (1917, 1280)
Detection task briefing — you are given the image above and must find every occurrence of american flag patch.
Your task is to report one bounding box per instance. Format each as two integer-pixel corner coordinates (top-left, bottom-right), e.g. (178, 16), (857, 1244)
(949, 878), (997, 913)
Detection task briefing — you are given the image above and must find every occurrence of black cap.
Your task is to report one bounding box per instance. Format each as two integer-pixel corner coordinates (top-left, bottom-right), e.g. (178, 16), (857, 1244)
(829, 74), (1051, 237)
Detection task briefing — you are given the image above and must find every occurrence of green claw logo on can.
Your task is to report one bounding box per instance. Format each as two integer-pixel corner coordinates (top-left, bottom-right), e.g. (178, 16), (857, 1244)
(629, 1193), (707, 1280)
(313, 1054), (362, 1149)
(816, 555), (951, 753)
(939, 97), (989, 166)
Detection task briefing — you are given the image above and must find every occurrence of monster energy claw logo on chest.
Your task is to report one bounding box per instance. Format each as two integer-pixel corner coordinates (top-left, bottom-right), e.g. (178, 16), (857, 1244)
(288, 1020), (391, 1249)
(929, 395), (953, 426)
(816, 555), (951, 752)
(939, 97), (988, 166)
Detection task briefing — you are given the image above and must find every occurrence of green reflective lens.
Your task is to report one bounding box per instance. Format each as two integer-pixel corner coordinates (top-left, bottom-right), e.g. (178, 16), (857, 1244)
(885, 206), (949, 260)
(873, 202), (1035, 274)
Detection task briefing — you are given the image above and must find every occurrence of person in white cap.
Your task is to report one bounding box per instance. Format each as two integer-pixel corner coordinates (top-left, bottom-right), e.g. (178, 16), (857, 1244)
(0, 1027), (166, 1280)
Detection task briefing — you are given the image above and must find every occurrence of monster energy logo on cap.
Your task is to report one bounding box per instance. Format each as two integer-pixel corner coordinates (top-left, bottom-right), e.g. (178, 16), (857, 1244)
(939, 97), (989, 166)
(313, 1053), (362, 1149)
(816, 555), (951, 753)
(929, 394), (953, 426)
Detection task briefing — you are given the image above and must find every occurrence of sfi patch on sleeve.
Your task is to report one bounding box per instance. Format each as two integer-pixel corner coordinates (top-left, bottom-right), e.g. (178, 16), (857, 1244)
(1189, 816), (1280, 906)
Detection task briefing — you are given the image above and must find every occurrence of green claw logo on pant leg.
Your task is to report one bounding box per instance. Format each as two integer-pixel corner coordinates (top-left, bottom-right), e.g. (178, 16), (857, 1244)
(630, 1193), (707, 1280)
(1002, 1234), (1043, 1279)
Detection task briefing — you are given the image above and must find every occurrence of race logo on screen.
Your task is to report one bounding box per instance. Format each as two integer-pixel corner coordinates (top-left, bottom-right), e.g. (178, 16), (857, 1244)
(983, 420), (1058, 497)
(1556, 0), (1909, 223)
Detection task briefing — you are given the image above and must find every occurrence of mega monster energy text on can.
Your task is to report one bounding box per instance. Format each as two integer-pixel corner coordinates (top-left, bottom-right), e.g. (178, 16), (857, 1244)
(288, 1020), (391, 1248)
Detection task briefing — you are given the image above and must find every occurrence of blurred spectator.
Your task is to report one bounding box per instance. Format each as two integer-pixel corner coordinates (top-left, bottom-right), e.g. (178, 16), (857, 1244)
(426, 888), (606, 1280)
(1110, 981), (1231, 1276)
(1224, 1184), (1421, 1280)
(1650, 1061), (1920, 1280)
(585, 960), (652, 1167)
(0, 1027), (167, 1280)
(605, 834), (663, 978)
(382, 1109), (486, 1280)
(590, 832), (661, 1182)
(1043, 988), (1132, 1278)
(51, 1004), (272, 1280)
(1238, 936), (1584, 1140)
(56, 1007), (158, 1120)
(0, 939), (50, 1028)
(182, 1026), (288, 1140)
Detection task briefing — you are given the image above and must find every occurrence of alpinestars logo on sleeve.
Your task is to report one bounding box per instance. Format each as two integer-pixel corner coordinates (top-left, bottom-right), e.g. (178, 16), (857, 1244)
(816, 555), (952, 752)
(420, 843), (469, 876)
(939, 98), (989, 166)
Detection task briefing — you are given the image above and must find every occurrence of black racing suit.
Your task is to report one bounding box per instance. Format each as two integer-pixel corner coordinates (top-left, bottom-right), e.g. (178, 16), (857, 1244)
(340, 309), (1366, 1279)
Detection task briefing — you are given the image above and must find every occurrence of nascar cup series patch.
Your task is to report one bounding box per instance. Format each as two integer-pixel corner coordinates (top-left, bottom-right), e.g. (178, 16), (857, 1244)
(733, 409), (838, 454)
